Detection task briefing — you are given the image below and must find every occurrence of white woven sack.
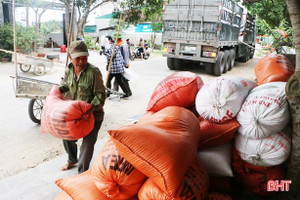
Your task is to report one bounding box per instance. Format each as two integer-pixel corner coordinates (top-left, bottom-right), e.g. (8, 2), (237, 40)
(123, 68), (133, 81)
(195, 76), (257, 123)
(235, 131), (291, 167)
(237, 82), (289, 139)
(197, 142), (233, 177)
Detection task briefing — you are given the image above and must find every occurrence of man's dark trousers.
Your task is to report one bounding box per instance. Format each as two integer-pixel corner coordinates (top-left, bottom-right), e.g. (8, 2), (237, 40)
(63, 120), (102, 173)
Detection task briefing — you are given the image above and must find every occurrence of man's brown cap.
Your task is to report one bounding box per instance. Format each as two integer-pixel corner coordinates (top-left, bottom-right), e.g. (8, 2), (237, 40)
(68, 40), (89, 59)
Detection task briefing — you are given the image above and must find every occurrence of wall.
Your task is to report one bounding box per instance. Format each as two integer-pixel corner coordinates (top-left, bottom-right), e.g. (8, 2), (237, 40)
(0, 3), (4, 27)
(44, 33), (64, 47)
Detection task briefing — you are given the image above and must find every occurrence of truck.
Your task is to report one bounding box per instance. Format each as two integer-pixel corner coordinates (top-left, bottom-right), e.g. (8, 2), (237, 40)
(162, 0), (256, 76)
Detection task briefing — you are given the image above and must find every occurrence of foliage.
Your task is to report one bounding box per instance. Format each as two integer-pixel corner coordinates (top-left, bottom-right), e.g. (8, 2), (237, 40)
(243, 0), (294, 51)
(84, 35), (94, 49)
(0, 23), (45, 55)
(16, 24), (45, 54)
(243, 0), (291, 29)
(60, 0), (109, 38)
(40, 20), (63, 33)
(112, 0), (163, 49)
(112, 0), (163, 25)
(0, 24), (14, 58)
(271, 19), (294, 54)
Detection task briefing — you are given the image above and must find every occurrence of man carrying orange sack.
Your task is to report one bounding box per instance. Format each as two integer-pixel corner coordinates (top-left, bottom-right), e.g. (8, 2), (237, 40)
(59, 40), (106, 173)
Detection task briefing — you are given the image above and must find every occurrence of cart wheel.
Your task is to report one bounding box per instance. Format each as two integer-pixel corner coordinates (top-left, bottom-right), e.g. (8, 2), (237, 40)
(19, 64), (31, 72)
(28, 98), (44, 124)
(34, 63), (45, 76)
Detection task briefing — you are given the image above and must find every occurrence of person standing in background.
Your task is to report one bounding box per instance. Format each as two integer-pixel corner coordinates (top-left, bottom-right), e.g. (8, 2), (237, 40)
(126, 38), (132, 58)
(112, 33), (132, 96)
(104, 35), (130, 98)
(137, 38), (145, 60)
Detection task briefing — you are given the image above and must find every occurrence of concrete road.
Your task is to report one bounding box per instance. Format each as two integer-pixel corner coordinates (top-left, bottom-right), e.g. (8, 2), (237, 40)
(0, 50), (258, 182)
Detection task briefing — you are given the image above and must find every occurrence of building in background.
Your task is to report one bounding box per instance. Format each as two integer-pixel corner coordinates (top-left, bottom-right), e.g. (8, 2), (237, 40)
(0, 2), (4, 26)
(91, 1), (162, 48)
(0, 1), (13, 26)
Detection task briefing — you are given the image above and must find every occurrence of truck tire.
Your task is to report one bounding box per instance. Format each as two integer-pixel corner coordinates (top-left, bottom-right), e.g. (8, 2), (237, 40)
(223, 50), (230, 73)
(229, 49), (235, 71)
(205, 63), (213, 74)
(167, 58), (175, 70)
(213, 51), (225, 76)
(249, 48), (255, 59)
(174, 58), (183, 70)
(241, 47), (250, 62)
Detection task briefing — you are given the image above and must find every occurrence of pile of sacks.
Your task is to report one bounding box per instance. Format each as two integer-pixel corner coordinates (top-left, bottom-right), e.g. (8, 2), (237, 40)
(54, 53), (294, 199)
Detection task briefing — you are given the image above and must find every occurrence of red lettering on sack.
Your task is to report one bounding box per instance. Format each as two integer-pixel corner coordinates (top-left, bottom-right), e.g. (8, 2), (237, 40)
(240, 80), (248, 87)
(258, 100), (270, 107)
(267, 180), (291, 191)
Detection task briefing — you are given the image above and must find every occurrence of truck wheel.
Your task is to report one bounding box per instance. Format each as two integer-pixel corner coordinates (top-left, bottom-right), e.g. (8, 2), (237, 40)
(249, 48), (255, 59)
(223, 50), (230, 73)
(167, 58), (175, 70)
(213, 51), (225, 76)
(205, 63), (213, 74)
(241, 47), (250, 62)
(174, 59), (183, 70)
(229, 49), (235, 71)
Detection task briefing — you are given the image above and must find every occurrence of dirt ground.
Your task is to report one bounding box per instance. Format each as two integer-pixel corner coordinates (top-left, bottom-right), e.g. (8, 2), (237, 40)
(0, 49), (261, 180)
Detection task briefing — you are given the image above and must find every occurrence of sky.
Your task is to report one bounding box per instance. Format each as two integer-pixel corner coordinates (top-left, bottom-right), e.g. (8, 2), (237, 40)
(15, 7), (98, 26)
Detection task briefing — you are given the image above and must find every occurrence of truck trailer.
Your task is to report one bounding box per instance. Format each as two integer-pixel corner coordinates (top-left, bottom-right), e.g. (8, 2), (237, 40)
(162, 0), (256, 76)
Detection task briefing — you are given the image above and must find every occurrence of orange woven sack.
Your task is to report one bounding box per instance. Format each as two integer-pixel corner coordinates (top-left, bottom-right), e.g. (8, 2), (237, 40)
(254, 53), (294, 85)
(55, 190), (72, 200)
(198, 118), (239, 149)
(109, 106), (200, 198)
(55, 169), (112, 200)
(206, 192), (233, 200)
(209, 177), (231, 193)
(41, 85), (94, 140)
(138, 158), (209, 200)
(92, 139), (147, 199)
(147, 71), (204, 112)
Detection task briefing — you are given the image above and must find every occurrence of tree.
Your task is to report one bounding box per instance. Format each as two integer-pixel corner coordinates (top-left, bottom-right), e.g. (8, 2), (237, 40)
(244, 0), (300, 196)
(112, 0), (163, 25)
(0, 23), (45, 55)
(18, 0), (54, 30)
(244, 0), (294, 53)
(284, 0), (300, 196)
(112, 0), (163, 49)
(40, 20), (63, 33)
(61, 0), (110, 40)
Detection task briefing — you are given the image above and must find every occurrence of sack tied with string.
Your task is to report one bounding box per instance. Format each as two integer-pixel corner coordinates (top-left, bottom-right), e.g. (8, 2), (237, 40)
(41, 85), (94, 140)
(195, 76), (256, 124)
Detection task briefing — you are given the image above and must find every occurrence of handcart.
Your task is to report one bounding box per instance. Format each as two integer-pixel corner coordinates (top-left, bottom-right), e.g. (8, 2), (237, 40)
(11, 75), (58, 124)
(17, 54), (54, 76)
